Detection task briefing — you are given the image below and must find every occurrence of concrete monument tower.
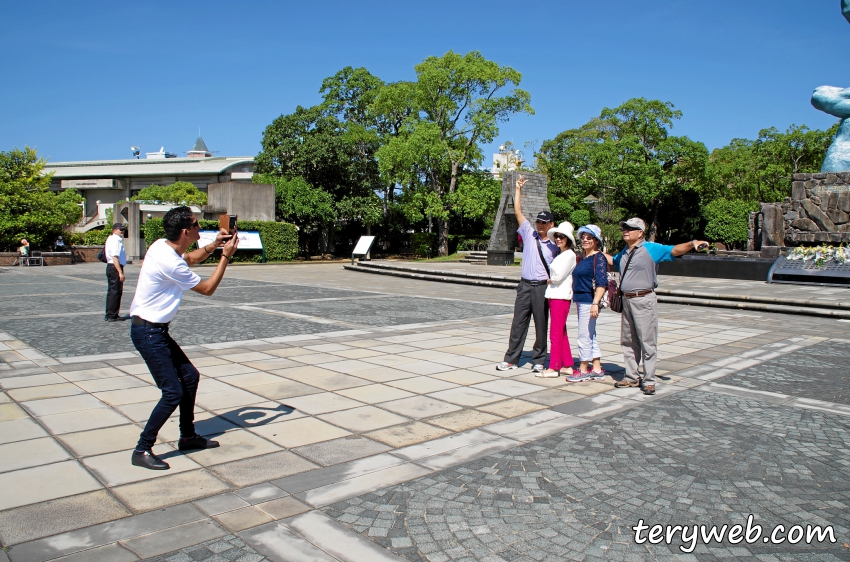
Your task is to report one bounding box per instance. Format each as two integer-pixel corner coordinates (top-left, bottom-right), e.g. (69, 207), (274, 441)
(486, 170), (551, 265)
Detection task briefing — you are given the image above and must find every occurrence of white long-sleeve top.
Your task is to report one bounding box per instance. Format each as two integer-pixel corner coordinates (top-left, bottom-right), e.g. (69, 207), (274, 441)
(544, 249), (576, 300)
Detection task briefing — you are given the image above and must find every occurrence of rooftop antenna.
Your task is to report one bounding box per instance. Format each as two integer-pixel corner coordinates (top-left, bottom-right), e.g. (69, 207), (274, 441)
(131, 145), (141, 159)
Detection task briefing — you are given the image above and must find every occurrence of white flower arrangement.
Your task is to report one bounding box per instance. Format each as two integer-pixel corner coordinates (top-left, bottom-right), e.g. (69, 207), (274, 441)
(788, 244), (850, 267)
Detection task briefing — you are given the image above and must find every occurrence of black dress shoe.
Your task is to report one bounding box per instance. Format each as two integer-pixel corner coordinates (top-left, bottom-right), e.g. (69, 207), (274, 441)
(178, 435), (220, 451)
(131, 450), (170, 470)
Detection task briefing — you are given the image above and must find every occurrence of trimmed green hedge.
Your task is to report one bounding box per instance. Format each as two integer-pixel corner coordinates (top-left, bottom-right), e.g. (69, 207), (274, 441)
(142, 219), (298, 263)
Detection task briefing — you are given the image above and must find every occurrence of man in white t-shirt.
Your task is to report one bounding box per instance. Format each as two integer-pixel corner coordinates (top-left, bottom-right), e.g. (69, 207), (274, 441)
(104, 223), (128, 321)
(130, 206), (238, 471)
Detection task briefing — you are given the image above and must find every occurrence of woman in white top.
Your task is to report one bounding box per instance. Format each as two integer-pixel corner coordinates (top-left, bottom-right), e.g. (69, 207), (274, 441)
(538, 221), (577, 378)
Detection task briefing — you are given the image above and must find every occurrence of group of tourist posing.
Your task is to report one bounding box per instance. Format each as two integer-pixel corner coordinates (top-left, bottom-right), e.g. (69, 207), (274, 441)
(496, 175), (708, 396)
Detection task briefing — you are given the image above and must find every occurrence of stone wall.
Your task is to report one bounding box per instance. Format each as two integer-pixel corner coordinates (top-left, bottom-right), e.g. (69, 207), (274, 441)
(72, 246), (105, 263)
(0, 251), (73, 266)
(753, 172), (850, 256)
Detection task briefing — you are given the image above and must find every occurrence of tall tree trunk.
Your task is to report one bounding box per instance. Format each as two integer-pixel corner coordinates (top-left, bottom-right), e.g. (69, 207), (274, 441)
(647, 202), (660, 242)
(438, 217), (449, 257)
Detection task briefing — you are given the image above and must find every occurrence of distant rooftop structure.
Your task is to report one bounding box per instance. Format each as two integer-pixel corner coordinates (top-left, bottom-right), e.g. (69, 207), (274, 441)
(45, 156), (253, 179)
(146, 146), (177, 159)
(187, 135), (213, 158)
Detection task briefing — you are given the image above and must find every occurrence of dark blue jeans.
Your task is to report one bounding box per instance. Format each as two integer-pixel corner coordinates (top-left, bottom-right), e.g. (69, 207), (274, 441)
(131, 323), (199, 451)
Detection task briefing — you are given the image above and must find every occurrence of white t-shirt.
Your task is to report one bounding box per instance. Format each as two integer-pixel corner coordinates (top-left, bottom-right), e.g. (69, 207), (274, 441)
(130, 239), (201, 323)
(105, 233), (127, 265)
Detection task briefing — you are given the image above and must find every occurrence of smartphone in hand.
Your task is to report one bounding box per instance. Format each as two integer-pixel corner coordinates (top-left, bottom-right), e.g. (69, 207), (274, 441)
(219, 214), (238, 235)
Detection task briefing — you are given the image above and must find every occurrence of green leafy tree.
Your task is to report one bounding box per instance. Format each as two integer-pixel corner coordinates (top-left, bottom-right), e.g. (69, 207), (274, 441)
(451, 171), (501, 221)
(335, 194), (383, 233)
(255, 105), (356, 200)
(319, 66), (413, 219)
(130, 181), (208, 206)
(377, 51), (533, 255)
(0, 147), (82, 250)
(256, 173), (336, 229)
(705, 123), (838, 203)
(703, 199), (759, 248)
(539, 98), (708, 241)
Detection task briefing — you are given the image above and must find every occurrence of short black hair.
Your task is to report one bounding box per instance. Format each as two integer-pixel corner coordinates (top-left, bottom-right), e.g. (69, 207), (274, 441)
(163, 206), (196, 241)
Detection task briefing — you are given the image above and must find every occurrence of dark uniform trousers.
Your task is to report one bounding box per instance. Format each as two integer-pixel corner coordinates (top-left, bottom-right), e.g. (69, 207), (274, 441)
(105, 263), (124, 319)
(503, 279), (549, 366)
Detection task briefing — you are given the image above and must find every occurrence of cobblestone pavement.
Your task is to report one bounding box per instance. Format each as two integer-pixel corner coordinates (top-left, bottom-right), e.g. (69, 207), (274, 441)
(139, 534), (267, 562)
(0, 270), (511, 356)
(321, 342), (850, 561)
(725, 340), (850, 405)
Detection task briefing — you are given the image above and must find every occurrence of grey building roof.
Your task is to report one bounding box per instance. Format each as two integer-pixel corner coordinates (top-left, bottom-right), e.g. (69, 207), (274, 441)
(43, 157), (254, 178)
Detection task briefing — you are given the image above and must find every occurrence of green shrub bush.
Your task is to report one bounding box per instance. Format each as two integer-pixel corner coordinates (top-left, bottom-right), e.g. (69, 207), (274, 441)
(703, 199), (758, 248)
(141, 219), (298, 262)
(410, 233), (437, 257)
(452, 236), (489, 252)
(83, 228), (110, 245)
(66, 232), (86, 246)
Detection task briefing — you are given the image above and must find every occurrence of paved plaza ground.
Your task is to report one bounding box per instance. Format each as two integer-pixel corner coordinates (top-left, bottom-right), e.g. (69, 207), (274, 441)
(0, 262), (848, 561)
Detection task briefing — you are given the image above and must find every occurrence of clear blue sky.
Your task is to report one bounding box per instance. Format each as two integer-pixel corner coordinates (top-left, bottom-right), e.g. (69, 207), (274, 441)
(1, 1), (848, 163)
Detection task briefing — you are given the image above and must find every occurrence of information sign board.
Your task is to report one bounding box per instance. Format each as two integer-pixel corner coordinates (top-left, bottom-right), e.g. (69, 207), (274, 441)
(198, 230), (263, 250)
(351, 236), (376, 264)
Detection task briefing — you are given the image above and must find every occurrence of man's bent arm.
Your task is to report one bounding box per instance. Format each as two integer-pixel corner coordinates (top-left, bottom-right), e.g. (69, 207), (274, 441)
(184, 229), (232, 266)
(184, 243), (215, 267)
(190, 233), (238, 296)
(191, 258), (228, 296)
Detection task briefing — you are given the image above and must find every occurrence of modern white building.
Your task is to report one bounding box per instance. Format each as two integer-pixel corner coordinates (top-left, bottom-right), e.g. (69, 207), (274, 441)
(43, 136), (254, 232)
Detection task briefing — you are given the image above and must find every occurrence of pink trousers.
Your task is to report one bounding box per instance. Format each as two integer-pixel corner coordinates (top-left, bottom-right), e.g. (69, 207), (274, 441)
(548, 299), (574, 370)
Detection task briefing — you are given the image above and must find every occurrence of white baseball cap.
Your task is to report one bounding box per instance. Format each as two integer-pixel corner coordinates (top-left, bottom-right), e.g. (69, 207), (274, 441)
(619, 217), (646, 231)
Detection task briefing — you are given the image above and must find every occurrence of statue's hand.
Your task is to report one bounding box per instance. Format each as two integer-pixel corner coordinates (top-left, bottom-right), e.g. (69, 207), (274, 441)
(812, 86), (850, 119)
(843, 0), (850, 25)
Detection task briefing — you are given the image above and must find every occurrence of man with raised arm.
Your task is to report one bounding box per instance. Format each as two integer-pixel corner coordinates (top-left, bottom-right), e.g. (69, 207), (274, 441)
(130, 206), (239, 470)
(496, 175), (560, 373)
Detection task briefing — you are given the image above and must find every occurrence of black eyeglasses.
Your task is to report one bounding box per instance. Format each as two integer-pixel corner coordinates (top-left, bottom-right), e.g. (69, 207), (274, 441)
(553, 233), (567, 240)
(185, 221), (200, 230)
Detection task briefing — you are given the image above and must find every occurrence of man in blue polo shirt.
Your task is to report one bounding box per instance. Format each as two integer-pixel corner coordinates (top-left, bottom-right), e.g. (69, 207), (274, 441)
(611, 217), (707, 395)
(496, 175), (559, 373)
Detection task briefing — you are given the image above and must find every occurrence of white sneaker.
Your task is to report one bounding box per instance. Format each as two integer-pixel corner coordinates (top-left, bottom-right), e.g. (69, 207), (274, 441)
(531, 364), (545, 373)
(536, 369), (560, 378)
(496, 362), (518, 371)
